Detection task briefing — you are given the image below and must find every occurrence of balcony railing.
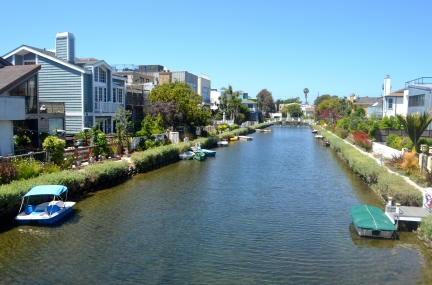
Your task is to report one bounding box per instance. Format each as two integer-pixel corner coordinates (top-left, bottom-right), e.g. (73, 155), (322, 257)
(94, 102), (123, 113)
(405, 77), (432, 88)
(39, 102), (65, 114)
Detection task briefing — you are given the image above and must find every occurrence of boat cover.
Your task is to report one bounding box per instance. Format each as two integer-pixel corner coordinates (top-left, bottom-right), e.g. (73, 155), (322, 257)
(24, 185), (68, 197)
(350, 205), (396, 231)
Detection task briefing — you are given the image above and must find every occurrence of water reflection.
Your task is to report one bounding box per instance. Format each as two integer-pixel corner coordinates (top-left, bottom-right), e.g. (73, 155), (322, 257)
(0, 126), (432, 284)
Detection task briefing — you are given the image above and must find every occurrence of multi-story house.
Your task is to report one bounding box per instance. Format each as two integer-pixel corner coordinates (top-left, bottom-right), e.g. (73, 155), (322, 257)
(0, 57), (41, 155)
(3, 32), (126, 135)
(382, 75), (407, 118)
(405, 77), (432, 130)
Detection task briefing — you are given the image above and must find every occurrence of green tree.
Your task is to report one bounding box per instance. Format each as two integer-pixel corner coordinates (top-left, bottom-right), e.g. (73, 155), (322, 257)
(396, 112), (432, 152)
(257, 89), (275, 113)
(314, 94), (332, 106)
(284, 97), (302, 104)
(42, 136), (65, 166)
(282, 104), (302, 118)
(303, 88), (309, 104)
(113, 106), (134, 154)
(149, 81), (210, 127)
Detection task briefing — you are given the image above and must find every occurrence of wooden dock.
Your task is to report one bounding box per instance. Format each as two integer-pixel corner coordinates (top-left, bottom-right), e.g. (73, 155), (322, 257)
(238, 136), (253, 141)
(385, 205), (431, 225)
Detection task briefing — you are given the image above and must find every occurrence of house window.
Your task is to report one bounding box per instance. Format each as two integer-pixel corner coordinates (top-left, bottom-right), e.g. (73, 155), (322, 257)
(100, 69), (106, 83)
(99, 87), (103, 102)
(113, 88), (117, 102)
(408, 94), (425, 107)
(103, 88), (107, 102)
(94, 87), (98, 101)
(388, 98), (393, 110)
(24, 61), (36, 65)
(118, 89), (123, 103)
(94, 67), (99, 82)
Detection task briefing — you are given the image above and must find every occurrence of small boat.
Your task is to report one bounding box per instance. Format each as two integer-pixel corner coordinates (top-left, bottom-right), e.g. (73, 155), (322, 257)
(201, 149), (216, 157)
(230, 136), (238, 141)
(311, 129), (318, 133)
(350, 205), (396, 239)
(217, 140), (228, 147)
(179, 151), (195, 160)
(315, 135), (324, 139)
(238, 136), (253, 141)
(15, 185), (75, 224)
(323, 141), (330, 146)
(194, 151), (206, 161)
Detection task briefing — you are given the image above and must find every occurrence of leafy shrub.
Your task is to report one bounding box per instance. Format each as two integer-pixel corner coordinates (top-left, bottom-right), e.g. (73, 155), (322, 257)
(420, 216), (432, 238)
(418, 138), (432, 146)
(385, 154), (405, 170)
(352, 130), (372, 151)
(401, 152), (419, 175)
(42, 136), (66, 166)
(386, 134), (398, 146)
(386, 134), (413, 150)
(11, 158), (44, 180)
(0, 162), (18, 185)
(334, 128), (349, 139)
(229, 124), (239, 131)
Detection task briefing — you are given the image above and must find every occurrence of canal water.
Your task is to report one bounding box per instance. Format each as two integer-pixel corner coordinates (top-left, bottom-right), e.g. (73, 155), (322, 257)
(1, 126), (432, 284)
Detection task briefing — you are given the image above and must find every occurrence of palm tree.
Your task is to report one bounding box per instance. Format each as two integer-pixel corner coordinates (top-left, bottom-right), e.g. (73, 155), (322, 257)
(396, 112), (432, 153)
(221, 85), (242, 120)
(303, 88), (309, 105)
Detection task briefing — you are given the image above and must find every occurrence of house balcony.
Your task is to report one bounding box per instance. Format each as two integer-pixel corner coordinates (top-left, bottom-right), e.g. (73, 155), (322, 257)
(249, 107), (256, 113)
(405, 77), (432, 88)
(94, 102), (123, 114)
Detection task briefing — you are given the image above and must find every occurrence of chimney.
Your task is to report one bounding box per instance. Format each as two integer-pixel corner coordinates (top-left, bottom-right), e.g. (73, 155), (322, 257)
(55, 32), (75, 63)
(383, 75), (391, 96)
(349, 93), (355, 103)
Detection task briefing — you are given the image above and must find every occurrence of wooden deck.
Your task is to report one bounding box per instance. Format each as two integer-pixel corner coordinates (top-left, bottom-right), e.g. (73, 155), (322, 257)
(385, 205), (431, 224)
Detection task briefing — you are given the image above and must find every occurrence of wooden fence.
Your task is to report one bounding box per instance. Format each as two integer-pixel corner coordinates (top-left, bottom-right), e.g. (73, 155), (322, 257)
(374, 129), (432, 142)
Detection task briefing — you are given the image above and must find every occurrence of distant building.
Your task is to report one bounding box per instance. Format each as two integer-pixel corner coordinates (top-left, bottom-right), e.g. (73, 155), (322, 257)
(349, 94), (381, 117)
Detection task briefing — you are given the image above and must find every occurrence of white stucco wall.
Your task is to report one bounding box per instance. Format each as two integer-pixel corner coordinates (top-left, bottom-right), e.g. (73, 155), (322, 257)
(0, 121), (14, 156)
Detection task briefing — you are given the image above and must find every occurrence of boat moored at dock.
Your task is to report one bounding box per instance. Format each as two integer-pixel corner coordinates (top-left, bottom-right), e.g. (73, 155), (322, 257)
(350, 205), (396, 239)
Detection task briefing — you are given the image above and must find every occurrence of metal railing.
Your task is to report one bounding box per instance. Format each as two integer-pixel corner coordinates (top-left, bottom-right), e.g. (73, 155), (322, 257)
(405, 77), (432, 88)
(94, 102), (123, 113)
(0, 151), (48, 162)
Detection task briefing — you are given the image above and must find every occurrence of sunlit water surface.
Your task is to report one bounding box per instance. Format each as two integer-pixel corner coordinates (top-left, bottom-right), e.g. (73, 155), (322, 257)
(0, 126), (431, 284)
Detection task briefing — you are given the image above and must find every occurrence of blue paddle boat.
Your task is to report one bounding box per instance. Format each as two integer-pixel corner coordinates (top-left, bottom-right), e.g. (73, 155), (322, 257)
(201, 148), (216, 157)
(15, 185), (76, 224)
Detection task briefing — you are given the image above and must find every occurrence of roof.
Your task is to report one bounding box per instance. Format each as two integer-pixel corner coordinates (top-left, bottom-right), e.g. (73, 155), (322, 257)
(354, 96), (381, 105)
(0, 64), (41, 94)
(350, 205), (396, 231)
(243, 100), (257, 104)
(24, 185), (68, 197)
(0, 57), (12, 67)
(388, 88), (405, 97)
(3, 45), (86, 73)
(75, 58), (102, 66)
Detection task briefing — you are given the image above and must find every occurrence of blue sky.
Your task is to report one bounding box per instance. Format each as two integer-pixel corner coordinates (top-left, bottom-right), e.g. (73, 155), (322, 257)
(2, 0), (432, 104)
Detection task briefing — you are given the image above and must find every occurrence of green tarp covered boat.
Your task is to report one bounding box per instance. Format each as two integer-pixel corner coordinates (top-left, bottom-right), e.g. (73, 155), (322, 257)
(350, 205), (396, 239)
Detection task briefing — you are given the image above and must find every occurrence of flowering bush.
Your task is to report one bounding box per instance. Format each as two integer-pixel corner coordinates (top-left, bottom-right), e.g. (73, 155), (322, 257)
(353, 131), (372, 151)
(401, 152), (419, 175)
